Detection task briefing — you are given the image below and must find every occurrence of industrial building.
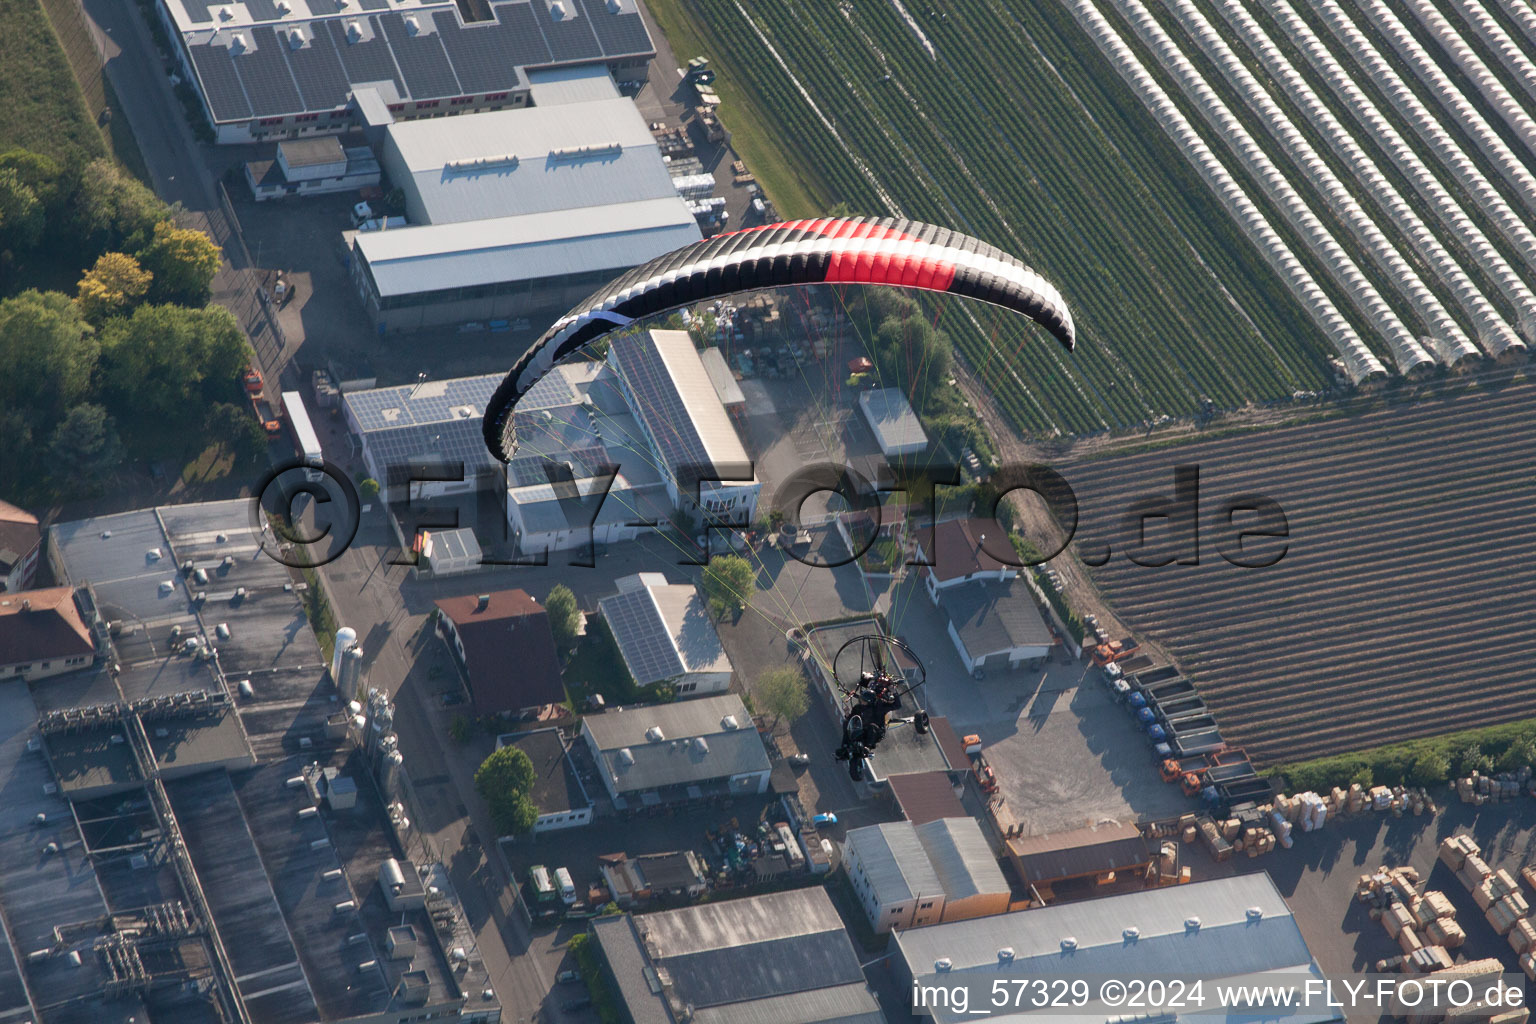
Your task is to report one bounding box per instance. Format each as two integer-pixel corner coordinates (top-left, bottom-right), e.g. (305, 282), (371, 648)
(245, 135), (380, 200)
(607, 330), (760, 525)
(1006, 820), (1152, 900)
(155, 0), (655, 144)
(434, 589), (565, 716)
(579, 693), (771, 809)
(938, 578), (1055, 674)
(891, 873), (1343, 1023)
(843, 818), (1011, 933)
(0, 587), (96, 682)
(497, 729), (592, 833)
(916, 517), (1018, 603)
(859, 387), (929, 457)
(599, 850), (709, 907)
(41, 500), (503, 1024)
(591, 888), (885, 1024)
(348, 99), (700, 331)
(344, 333), (753, 556)
(600, 573), (733, 695)
(0, 499), (42, 591)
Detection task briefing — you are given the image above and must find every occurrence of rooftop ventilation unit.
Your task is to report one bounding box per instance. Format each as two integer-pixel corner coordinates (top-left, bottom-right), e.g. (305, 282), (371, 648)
(617, 747), (635, 765)
(276, 0), (291, 11)
(229, 33), (247, 53)
(404, 15), (420, 34)
(607, 0), (621, 11)
(346, 20), (363, 42)
(1122, 927), (1139, 941)
(1246, 907), (1264, 921)
(693, 737), (709, 754)
(645, 726), (665, 743)
(219, 5), (234, 19)
(721, 715), (739, 730)
(934, 958), (952, 972)
(550, 0), (568, 19)
(549, 142), (623, 161)
(1060, 937), (1078, 951)
(445, 153), (519, 172)
(288, 28), (304, 49)
(1185, 917), (1201, 932)
(997, 948), (1015, 963)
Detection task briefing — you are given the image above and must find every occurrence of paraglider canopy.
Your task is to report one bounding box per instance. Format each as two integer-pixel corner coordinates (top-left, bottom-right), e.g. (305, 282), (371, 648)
(482, 216), (1075, 462)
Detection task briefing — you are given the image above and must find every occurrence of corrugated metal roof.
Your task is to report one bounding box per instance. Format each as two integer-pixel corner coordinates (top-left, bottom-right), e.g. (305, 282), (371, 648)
(590, 915), (670, 1024)
(915, 817), (1008, 900)
(845, 822), (943, 904)
(508, 476), (645, 534)
(689, 983), (885, 1024)
(527, 63), (620, 105)
(386, 99), (674, 224)
(353, 198), (700, 297)
(859, 387), (927, 452)
(894, 873), (1313, 980)
(640, 887), (846, 958)
(700, 348), (746, 406)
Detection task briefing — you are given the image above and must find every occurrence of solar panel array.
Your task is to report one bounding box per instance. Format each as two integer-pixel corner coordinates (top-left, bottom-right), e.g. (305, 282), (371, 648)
(378, 12), (463, 99)
(601, 586), (684, 685)
(345, 374), (501, 432)
(242, 27), (305, 116)
(191, 43), (253, 120)
(285, 32), (352, 110)
(181, 0), (652, 123)
(609, 335), (709, 475)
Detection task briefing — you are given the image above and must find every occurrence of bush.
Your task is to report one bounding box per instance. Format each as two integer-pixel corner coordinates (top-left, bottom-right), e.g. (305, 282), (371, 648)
(358, 477), (380, 502)
(1407, 752), (1450, 787)
(1498, 735), (1536, 772)
(1454, 743), (1494, 778)
(1271, 717), (1536, 791)
(1347, 766), (1374, 789)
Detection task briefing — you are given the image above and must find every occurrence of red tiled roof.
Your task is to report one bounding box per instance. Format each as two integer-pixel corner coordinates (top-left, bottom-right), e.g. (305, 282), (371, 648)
(919, 518), (1014, 583)
(0, 588), (94, 668)
(435, 590), (564, 715)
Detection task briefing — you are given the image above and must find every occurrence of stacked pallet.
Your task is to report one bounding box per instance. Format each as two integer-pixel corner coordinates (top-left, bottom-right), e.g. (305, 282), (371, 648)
(1440, 834), (1480, 871)
(1488, 892), (1530, 936)
(1473, 869), (1520, 910)
(1426, 917), (1466, 949)
(1459, 854), (1494, 892)
(1391, 958), (1504, 1023)
(1455, 769), (1530, 804)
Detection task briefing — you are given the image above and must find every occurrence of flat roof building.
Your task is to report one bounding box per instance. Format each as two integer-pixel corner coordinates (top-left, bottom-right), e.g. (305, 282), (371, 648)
(938, 578), (1054, 674)
(593, 889), (884, 1024)
(844, 817), (1010, 932)
(498, 728), (592, 832)
(1007, 820), (1151, 898)
(350, 99), (700, 332)
(0, 499), (42, 592)
(579, 693), (770, 809)
(891, 873), (1342, 1023)
(600, 573), (732, 696)
(246, 140), (380, 201)
(435, 589), (565, 716)
(155, 0), (655, 144)
(859, 387), (928, 456)
(886, 770), (967, 825)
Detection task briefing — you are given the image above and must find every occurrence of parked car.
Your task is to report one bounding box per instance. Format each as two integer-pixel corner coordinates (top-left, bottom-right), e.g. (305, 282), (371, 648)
(557, 969), (581, 984)
(812, 812), (837, 826)
(789, 754), (811, 767)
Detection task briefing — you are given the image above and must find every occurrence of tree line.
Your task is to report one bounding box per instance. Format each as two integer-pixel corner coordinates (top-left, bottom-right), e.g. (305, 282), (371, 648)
(0, 148), (263, 502)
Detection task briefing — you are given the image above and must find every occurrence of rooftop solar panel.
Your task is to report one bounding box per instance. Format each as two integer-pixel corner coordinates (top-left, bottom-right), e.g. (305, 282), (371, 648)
(601, 586), (683, 685)
(285, 31), (352, 109)
(538, 7), (603, 63)
(237, 26), (305, 116)
(610, 335), (709, 475)
(324, 18), (406, 99)
(245, 0), (284, 20)
(357, 0), (390, 8)
(379, 12), (463, 99)
(189, 42), (254, 121)
(435, 7), (546, 92)
(577, 0), (654, 56)
(182, 0), (218, 23)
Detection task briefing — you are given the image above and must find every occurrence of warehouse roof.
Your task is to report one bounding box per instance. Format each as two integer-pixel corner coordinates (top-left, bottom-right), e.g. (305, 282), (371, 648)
(892, 874), (1334, 1023)
(599, 573), (730, 686)
(168, 0), (654, 124)
(845, 822), (942, 903)
(916, 817), (1007, 899)
(859, 388), (927, 453)
(528, 63), (620, 105)
(435, 590), (564, 714)
(939, 578), (1053, 657)
(385, 98), (676, 223)
(1007, 821), (1148, 884)
(609, 330), (754, 481)
(582, 693), (768, 793)
(353, 197), (700, 298)
(635, 889), (880, 1014)
(279, 136), (344, 167)
(0, 588), (94, 667)
(700, 348), (746, 407)
(590, 915), (670, 1024)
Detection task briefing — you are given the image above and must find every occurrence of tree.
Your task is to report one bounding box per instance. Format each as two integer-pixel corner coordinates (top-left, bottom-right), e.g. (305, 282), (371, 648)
(701, 554), (755, 618)
(0, 169), (44, 252)
(76, 252), (152, 323)
(98, 304), (247, 449)
(74, 158), (168, 252)
(755, 667), (810, 728)
(474, 745), (539, 837)
(1408, 751), (1451, 787)
(1453, 743), (1493, 778)
(0, 291), (98, 426)
(136, 220), (221, 306)
(47, 404), (122, 487)
(204, 402), (267, 464)
(0, 149), (64, 210)
(358, 478), (380, 502)
(546, 584), (581, 650)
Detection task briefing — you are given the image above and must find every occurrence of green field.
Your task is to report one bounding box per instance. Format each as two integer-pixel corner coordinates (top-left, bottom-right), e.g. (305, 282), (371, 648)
(0, 0), (108, 165)
(645, 0), (1337, 436)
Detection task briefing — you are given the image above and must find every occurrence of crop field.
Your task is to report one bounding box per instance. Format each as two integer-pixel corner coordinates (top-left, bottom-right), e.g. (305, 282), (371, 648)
(1062, 375), (1536, 765)
(649, 0), (1339, 436)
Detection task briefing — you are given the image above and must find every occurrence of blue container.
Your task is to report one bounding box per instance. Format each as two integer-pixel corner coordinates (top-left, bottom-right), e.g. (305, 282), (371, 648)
(1136, 707), (1156, 727)
(1147, 724), (1167, 743)
(1153, 742), (1173, 761)
(1128, 692), (1147, 709)
(1200, 785), (1221, 808)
